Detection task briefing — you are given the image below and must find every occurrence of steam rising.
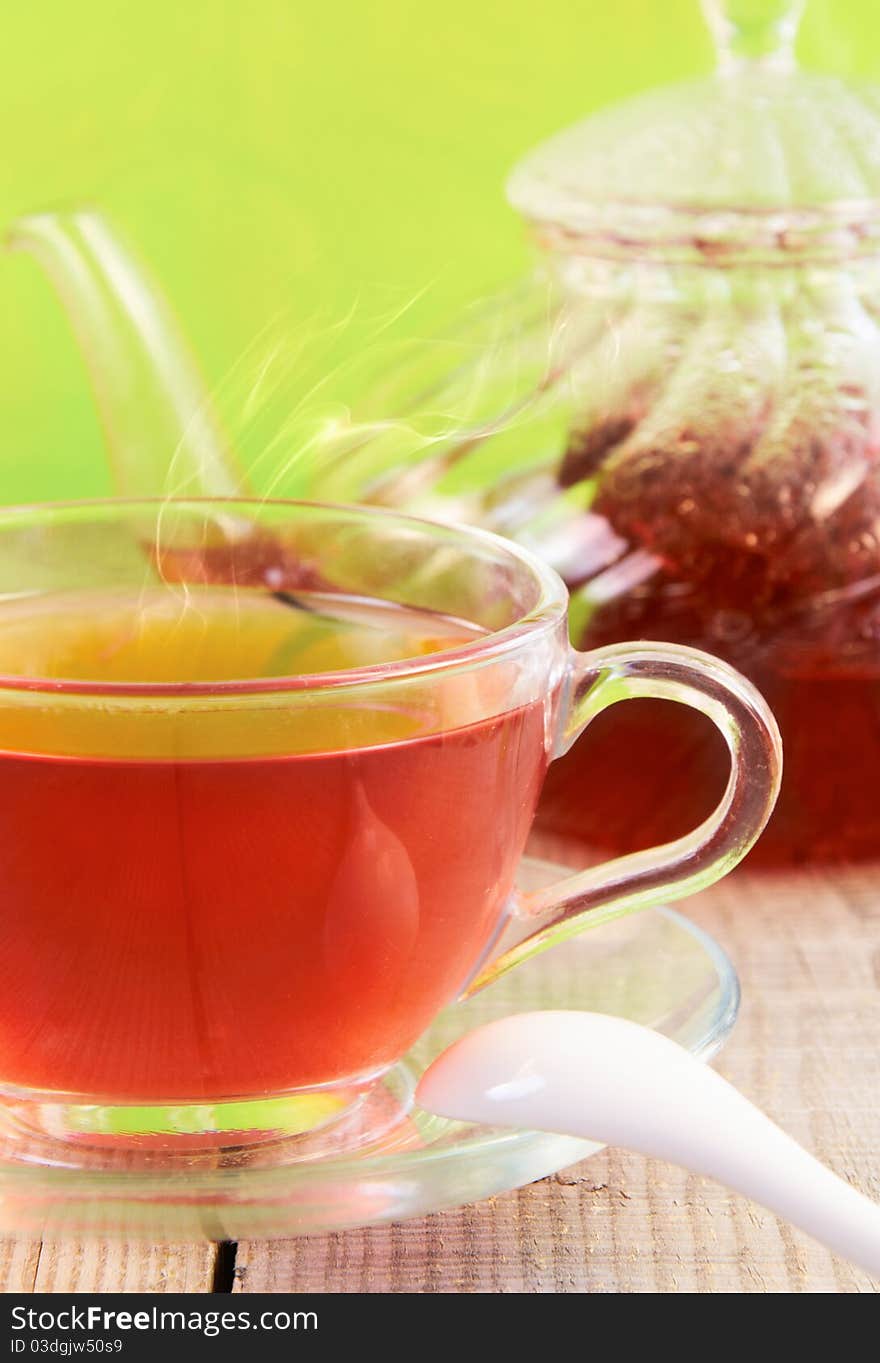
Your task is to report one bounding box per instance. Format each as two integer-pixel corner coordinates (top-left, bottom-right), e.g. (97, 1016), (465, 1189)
(164, 278), (576, 516)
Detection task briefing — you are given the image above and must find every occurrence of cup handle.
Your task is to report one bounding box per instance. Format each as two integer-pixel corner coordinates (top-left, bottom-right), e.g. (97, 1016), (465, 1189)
(465, 640), (782, 995)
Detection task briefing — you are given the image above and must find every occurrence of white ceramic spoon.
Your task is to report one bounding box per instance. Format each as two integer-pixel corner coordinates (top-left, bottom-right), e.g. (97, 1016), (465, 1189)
(417, 1011), (880, 1277)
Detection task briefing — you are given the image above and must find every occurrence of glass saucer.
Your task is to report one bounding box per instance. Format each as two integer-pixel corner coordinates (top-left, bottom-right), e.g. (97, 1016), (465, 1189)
(0, 858), (738, 1241)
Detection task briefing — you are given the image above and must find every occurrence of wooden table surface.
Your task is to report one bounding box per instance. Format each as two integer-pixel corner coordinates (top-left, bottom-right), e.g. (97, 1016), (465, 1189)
(1, 833), (879, 1294)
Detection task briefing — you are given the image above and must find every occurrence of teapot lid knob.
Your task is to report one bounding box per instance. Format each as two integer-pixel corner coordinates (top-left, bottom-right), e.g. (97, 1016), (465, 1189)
(701, 0), (805, 72)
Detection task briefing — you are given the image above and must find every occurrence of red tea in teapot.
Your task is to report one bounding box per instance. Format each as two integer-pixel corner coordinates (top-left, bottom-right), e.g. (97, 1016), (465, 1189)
(537, 427), (880, 867)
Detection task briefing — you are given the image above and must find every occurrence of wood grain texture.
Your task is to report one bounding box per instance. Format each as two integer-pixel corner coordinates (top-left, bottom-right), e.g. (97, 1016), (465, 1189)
(28, 1243), (219, 1294)
(0, 1242), (217, 1294)
(0, 1240), (40, 1293)
(3, 842), (880, 1293)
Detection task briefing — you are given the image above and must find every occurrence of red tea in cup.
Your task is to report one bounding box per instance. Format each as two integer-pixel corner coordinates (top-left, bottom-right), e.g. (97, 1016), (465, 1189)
(0, 585), (547, 1103)
(0, 499), (779, 1150)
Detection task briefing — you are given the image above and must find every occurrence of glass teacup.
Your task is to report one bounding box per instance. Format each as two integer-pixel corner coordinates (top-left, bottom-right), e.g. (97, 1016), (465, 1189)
(0, 499), (780, 1149)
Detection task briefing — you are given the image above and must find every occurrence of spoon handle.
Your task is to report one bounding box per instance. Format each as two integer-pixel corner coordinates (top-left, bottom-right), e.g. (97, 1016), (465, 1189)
(418, 1011), (880, 1277)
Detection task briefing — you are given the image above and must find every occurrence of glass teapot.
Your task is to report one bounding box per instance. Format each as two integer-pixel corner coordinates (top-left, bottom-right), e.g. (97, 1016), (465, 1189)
(12, 0), (880, 867)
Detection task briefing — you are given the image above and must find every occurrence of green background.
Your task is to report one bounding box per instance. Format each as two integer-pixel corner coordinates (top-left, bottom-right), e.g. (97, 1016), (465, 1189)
(1, 0), (877, 501)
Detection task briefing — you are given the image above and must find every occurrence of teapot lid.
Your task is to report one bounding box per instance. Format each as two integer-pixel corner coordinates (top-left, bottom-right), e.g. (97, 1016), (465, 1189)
(508, 1), (880, 262)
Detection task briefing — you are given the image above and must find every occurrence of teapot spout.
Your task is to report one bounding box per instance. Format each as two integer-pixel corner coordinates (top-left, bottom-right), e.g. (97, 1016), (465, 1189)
(7, 209), (245, 498)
